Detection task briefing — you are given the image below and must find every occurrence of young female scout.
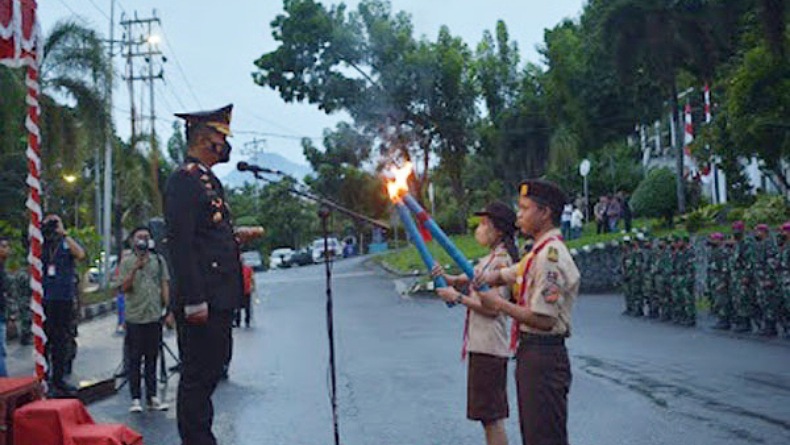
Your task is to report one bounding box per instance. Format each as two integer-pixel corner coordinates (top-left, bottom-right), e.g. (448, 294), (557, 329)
(432, 201), (519, 445)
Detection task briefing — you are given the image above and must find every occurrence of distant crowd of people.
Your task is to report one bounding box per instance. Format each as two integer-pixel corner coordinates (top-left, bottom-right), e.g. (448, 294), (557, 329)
(593, 192), (632, 234)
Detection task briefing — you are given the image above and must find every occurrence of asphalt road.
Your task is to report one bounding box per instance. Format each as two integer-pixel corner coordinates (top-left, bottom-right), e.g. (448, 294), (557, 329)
(11, 255), (789, 445)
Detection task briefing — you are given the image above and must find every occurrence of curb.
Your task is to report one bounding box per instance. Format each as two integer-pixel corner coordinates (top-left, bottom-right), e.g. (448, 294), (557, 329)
(80, 298), (117, 322)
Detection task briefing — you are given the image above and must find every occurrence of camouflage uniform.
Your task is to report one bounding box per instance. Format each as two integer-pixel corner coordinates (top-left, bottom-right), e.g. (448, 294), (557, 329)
(630, 243), (645, 316)
(670, 237), (694, 326)
(730, 231), (756, 333)
(8, 269), (32, 345)
(641, 240), (658, 318)
(653, 239), (673, 321)
(707, 238), (731, 330)
(621, 241), (634, 315)
(779, 226), (790, 337)
(753, 226), (780, 336)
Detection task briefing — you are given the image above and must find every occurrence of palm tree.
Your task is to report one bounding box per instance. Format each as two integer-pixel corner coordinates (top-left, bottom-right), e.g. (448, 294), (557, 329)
(38, 20), (109, 219)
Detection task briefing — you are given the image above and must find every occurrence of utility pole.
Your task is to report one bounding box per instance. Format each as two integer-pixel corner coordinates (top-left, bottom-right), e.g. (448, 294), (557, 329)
(121, 10), (165, 215)
(101, 0), (115, 288)
(243, 138), (267, 215)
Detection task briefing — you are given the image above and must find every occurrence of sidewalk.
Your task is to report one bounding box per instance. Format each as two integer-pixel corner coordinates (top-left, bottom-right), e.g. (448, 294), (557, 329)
(5, 313), (179, 389)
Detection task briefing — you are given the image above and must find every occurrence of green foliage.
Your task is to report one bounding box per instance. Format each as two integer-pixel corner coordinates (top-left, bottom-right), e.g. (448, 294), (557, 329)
(726, 44), (790, 179)
(743, 195), (788, 227)
(685, 203), (729, 233)
(631, 168), (677, 222)
(727, 207), (746, 223)
(67, 225), (101, 277)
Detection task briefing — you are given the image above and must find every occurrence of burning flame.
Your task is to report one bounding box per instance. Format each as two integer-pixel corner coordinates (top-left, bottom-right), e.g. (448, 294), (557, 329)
(385, 161), (413, 201)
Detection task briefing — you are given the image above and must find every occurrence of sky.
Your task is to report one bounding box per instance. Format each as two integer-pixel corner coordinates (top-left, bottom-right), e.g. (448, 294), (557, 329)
(43, 0), (586, 177)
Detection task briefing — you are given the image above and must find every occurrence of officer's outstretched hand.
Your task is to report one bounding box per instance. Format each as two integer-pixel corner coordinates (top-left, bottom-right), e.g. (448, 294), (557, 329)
(235, 226), (265, 244)
(184, 302), (209, 325)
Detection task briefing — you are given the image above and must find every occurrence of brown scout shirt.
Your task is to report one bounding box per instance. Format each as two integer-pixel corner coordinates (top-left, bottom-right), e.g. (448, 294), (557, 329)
(501, 228), (580, 336)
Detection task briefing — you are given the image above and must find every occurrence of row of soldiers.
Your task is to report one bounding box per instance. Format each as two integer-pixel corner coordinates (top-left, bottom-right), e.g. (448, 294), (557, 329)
(621, 233), (697, 326)
(621, 221), (790, 338)
(707, 221), (790, 337)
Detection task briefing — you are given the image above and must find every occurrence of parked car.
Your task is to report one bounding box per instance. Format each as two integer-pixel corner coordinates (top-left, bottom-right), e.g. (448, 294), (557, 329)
(241, 250), (265, 271)
(311, 238), (342, 263)
(270, 247), (295, 268)
(290, 247), (314, 266)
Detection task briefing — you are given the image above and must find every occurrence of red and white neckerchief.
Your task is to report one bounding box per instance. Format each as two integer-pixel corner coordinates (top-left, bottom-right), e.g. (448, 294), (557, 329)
(509, 234), (563, 352)
(460, 246), (503, 360)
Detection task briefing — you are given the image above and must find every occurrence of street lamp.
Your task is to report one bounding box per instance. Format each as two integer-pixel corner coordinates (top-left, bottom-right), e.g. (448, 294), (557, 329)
(62, 173), (80, 228)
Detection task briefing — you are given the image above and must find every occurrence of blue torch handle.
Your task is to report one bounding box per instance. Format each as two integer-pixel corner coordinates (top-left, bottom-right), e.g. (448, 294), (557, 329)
(402, 195), (490, 292)
(394, 202), (453, 308)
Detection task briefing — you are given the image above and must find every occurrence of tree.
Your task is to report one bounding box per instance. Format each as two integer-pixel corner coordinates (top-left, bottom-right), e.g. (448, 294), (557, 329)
(725, 44), (790, 192)
(253, 0), (477, 206)
(302, 122), (389, 240)
(631, 167), (678, 224)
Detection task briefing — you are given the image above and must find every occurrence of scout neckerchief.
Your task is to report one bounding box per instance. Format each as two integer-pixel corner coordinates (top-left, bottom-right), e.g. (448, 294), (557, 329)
(460, 244), (503, 360)
(509, 233), (563, 351)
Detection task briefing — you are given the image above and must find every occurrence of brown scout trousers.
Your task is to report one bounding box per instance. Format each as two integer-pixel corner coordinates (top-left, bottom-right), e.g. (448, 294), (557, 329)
(516, 334), (571, 445)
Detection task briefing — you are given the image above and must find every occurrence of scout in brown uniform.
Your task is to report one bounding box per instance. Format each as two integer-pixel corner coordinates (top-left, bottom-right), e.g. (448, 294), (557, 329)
(432, 201), (519, 445)
(477, 179), (579, 445)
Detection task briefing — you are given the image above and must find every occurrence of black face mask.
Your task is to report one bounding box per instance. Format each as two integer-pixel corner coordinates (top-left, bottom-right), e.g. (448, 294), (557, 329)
(211, 140), (232, 163)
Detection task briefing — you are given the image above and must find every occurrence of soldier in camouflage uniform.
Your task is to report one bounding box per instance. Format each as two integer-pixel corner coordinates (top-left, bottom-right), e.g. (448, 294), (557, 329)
(753, 224), (780, 337)
(653, 237), (673, 321)
(669, 235), (682, 323)
(729, 221), (755, 333)
(621, 237), (634, 315)
(630, 237), (645, 317)
(641, 236), (658, 318)
(707, 233), (731, 330)
(778, 222), (790, 338)
(8, 268), (32, 345)
(679, 235), (696, 326)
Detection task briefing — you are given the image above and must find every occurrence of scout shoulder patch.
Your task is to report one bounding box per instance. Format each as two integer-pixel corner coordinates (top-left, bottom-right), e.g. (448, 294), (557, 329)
(547, 246), (559, 263)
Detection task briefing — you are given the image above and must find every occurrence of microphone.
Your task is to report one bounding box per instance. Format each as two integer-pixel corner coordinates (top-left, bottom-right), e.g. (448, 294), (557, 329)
(237, 161), (280, 175)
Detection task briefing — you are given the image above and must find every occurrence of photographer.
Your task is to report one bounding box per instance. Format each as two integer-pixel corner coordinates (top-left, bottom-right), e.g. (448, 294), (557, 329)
(116, 226), (170, 412)
(41, 214), (85, 393)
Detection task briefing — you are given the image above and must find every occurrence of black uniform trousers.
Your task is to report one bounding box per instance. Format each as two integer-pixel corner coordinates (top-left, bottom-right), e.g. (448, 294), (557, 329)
(516, 334), (571, 445)
(43, 300), (73, 387)
(176, 309), (233, 445)
(126, 322), (162, 401)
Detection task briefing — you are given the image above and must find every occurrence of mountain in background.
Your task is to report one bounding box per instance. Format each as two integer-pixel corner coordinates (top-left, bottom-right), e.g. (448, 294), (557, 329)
(222, 152), (313, 188)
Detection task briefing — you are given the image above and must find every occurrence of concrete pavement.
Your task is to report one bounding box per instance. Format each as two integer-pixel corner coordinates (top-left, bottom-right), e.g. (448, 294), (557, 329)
(7, 256), (790, 445)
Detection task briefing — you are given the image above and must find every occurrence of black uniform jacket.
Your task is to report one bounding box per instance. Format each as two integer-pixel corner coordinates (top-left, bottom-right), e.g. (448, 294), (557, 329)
(164, 156), (242, 312)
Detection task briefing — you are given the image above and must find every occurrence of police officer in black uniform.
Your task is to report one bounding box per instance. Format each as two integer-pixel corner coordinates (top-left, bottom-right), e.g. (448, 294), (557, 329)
(165, 104), (263, 445)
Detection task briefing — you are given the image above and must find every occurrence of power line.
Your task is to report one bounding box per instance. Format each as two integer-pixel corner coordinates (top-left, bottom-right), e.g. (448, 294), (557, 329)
(159, 26), (202, 109)
(235, 130), (322, 141)
(82, 0), (111, 20)
(55, 0), (80, 17)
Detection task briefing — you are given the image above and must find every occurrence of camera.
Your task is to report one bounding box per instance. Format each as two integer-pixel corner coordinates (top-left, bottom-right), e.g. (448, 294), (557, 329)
(42, 219), (59, 240)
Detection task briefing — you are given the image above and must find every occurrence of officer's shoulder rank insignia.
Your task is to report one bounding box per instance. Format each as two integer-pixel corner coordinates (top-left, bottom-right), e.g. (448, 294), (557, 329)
(184, 163), (199, 173)
(547, 246), (559, 263)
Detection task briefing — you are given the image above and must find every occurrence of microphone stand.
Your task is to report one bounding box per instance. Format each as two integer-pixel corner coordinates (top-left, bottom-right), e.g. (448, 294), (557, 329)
(243, 170), (388, 445)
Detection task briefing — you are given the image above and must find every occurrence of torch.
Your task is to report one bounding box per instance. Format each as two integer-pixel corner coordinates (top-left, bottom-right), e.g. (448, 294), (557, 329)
(385, 163), (451, 305)
(400, 194), (489, 292)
